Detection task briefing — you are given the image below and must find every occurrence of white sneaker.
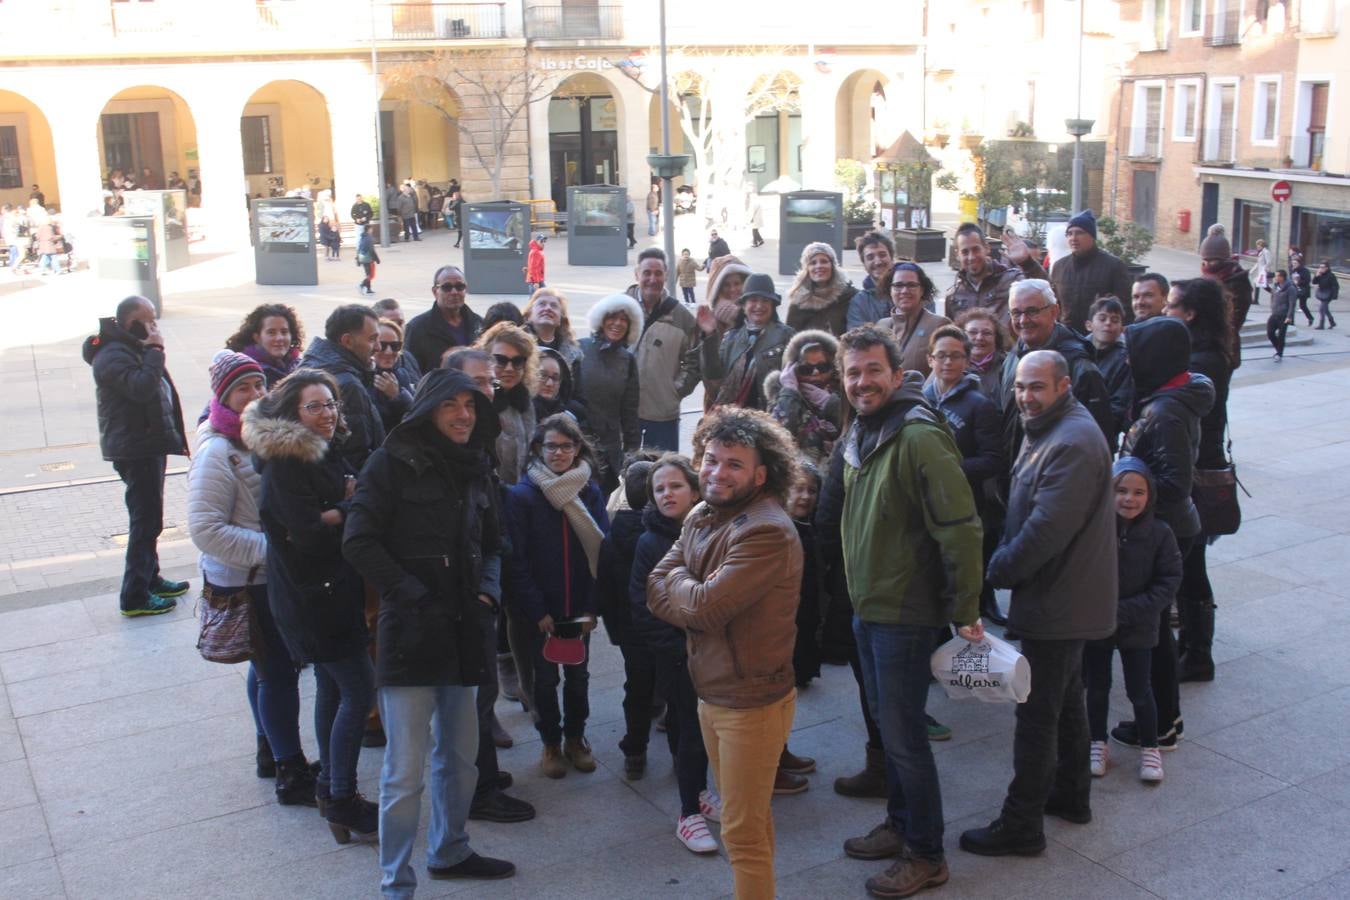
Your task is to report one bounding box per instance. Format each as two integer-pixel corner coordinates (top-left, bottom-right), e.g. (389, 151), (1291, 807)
(698, 788), (722, 823)
(677, 814), (718, 853)
(1090, 740), (1109, 777)
(1140, 747), (1164, 783)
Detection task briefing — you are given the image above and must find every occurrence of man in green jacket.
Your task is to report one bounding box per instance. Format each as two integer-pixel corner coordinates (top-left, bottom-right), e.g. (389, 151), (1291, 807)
(826, 324), (984, 899)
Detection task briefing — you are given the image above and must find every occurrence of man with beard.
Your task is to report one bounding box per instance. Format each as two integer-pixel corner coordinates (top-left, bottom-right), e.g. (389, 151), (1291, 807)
(847, 231), (899, 328)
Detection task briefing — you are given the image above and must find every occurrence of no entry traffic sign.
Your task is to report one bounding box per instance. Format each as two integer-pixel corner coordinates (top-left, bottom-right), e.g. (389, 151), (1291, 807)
(1271, 180), (1292, 203)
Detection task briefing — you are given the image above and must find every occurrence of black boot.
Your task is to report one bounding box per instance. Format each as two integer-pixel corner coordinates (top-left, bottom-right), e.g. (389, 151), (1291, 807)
(326, 793), (378, 844)
(834, 744), (888, 798)
(274, 755), (318, 807)
(1180, 598), (1216, 682)
(255, 734), (275, 779)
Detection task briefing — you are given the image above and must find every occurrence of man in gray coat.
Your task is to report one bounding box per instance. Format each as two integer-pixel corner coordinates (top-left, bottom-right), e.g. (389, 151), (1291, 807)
(960, 350), (1117, 858)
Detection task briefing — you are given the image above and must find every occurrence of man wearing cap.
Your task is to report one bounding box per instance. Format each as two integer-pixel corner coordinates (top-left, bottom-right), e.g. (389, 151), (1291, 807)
(697, 273), (794, 412)
(1049, 211), (1134, 334)
(877, 262), (950, 378)
(82, 295), (190, 616)
(1198, 224), (1253, 367)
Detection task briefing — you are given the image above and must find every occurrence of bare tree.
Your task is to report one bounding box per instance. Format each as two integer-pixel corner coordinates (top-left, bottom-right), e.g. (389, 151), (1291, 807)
(384, 49), (551, 197)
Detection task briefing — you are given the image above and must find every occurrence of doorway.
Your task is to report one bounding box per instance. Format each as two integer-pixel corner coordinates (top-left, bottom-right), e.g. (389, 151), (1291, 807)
(1131, 168), (1157, 233)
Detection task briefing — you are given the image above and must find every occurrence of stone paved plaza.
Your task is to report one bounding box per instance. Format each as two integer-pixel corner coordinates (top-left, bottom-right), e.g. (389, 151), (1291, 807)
(2, 226), (1350, 898)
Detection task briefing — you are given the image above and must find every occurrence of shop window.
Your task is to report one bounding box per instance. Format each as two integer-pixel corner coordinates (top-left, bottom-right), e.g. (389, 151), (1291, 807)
(0, 126), (21, 189)
(1233, 199), (1271, 255)
(1293, 206), (1350, 274)
(241, 115), (273, 175)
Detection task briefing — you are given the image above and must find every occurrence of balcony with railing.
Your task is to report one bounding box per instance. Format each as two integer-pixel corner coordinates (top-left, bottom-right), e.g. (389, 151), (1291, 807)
(1123, 126), (1165, 161)
(1204, 7), (1242, 46)
(524, 3), (623, 41)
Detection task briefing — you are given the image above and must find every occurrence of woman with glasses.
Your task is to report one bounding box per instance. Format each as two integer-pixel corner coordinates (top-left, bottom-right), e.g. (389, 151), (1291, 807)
(533, 347), (589, 428)
(504, 414), (610, 779)
(921, 325), (1007, 625)
(370, 318), (416, 432)
(765, 330), (843, 465)
(877, 262), (949, 377)
(578, 293), (643, 494)
(955, 308), (1012, 403)
(475, 322), (538, 486)
(244, 368), (375, 844)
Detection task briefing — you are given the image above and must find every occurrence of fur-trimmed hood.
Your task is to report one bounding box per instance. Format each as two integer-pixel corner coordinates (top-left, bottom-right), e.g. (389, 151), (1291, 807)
(242, 406), (329, 464)
(705, 255), (752, 307)
(787, 242), (851, 311)
(587, 293), (644, 348)
(762, 329), (839, 409)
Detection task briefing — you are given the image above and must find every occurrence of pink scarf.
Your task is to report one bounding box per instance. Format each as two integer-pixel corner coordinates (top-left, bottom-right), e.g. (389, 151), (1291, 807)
(208, 397), (243, 442)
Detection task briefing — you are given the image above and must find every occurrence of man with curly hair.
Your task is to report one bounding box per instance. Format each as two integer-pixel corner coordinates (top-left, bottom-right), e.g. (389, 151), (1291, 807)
(647, 407), (802, 900)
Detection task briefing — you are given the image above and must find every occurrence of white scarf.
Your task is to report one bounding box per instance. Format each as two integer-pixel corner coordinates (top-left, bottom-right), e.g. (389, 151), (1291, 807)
(526, 459), (604, 578)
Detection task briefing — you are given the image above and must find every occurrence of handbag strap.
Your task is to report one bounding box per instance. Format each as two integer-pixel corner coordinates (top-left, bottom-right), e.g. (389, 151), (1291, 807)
(1222, 421), (1253, 499)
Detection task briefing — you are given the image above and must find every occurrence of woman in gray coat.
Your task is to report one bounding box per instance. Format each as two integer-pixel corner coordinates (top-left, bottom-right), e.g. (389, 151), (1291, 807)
(578, 293), (643, 494)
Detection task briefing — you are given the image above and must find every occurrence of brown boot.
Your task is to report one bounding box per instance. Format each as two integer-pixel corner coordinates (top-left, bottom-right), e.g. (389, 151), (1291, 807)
(563, 736), (597, 773)
(779, 745), (816, 774)
(540, 744), (566, 779)
(773, 768), (809, 795)
(865, 856), (949, 898)
(834, 745), (888, 799)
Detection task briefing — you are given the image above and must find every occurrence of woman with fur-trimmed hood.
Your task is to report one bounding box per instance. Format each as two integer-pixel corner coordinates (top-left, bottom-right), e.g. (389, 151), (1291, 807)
(785, 242), (857, 336)
(764, 329), (844, 463)
(579, 293), (643, 494)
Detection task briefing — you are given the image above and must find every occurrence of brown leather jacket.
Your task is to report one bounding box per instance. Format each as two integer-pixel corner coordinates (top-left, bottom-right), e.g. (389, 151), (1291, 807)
(647, 491), (802, 709)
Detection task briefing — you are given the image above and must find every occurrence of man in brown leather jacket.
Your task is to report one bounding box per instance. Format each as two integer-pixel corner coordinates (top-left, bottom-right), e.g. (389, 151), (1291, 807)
(648, 407), (803, 900)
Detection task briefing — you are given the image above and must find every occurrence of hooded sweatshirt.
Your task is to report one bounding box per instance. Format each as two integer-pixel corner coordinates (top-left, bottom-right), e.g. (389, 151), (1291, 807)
(1110, 457), (1183, 651)
(1121, 317), (1215, 541)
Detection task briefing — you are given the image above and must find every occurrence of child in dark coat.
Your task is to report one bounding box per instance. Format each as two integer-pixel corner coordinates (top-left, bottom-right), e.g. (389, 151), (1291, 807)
(595, 458), (659, 779)
(1083, 456), (1182, 783)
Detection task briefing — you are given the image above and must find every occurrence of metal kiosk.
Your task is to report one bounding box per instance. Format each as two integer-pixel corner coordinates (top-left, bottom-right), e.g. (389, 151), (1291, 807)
(463, 200), (530, 295)
(94, 216), (162, 316)
(779, 191), (844, 276)
(566, 185), (627, 266)
(251, 197), (318, 286)
(120, 189), (191, 272)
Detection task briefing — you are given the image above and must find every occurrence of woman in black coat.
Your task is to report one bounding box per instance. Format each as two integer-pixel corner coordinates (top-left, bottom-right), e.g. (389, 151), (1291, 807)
(244, 368), (374, 841)
(370, 318), (418, 432)
(577, 294), (642, 495)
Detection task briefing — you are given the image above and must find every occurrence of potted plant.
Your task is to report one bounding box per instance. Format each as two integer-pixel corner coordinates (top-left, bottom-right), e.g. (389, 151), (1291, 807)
(1096, 215), (1155, 276)
(836, 159), (877, 245)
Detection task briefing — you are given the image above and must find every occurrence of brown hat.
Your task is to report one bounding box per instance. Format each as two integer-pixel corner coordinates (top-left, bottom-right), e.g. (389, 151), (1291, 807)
(1199, 224), (1232, 260)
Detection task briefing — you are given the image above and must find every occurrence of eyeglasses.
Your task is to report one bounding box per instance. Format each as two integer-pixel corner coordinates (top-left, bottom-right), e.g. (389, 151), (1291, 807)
(891, 281), (923, 292)
(378, 340), (403, 352)
(542, 441), (577, 455)
(301, 400), (340, 415)
(436, 282), (468, 292)
(537, 372), (562, 384)
(492, 353), (528, 369)
(932, 351), (967, 362)
(1010, 305), (1052, 319)
(795, 361), (835, 376)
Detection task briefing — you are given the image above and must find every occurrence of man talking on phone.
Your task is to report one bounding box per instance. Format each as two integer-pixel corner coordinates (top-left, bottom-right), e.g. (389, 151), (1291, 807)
(83, 295), (190, 616)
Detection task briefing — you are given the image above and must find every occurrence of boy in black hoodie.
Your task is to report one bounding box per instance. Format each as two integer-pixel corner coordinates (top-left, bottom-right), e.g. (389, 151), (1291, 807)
(595, 457), (659, 780)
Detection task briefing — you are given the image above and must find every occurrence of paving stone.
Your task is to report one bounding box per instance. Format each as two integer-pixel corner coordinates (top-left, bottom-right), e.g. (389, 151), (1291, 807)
(0, 803), (53, 870)
(0, 601), (98, 653)
(0, 857), (67, 900)
(1190, 685), (1350, 786)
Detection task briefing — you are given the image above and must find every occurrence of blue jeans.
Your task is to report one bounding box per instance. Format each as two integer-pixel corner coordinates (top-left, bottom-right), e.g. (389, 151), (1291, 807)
(853, 618), (946, 861)
(640, 417), (680, 453)
(313, 652), (375, 798)
(6, 244), (21, 270)
(378, 685), (480, 899)
(226, 582), (301, 759)
(38, 253), (59, 274)
(648, 211), (658, 235)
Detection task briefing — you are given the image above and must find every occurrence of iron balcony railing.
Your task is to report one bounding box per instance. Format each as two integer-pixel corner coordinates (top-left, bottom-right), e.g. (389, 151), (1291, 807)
(524, 3), (623, 40)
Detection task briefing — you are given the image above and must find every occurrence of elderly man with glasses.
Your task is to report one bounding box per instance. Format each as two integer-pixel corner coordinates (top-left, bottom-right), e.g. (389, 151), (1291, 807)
(405, 265), (486, 373)
(999, 280), (1115, 457)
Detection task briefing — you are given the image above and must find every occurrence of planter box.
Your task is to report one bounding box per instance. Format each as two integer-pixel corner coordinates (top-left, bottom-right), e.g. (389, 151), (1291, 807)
(845, 222), (873, 247)
(895, 228), (946, 263)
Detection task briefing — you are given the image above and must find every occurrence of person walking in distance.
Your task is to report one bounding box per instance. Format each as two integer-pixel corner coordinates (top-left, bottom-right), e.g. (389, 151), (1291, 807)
(648, 408), (803, 900)
(357, 224), (380, 295)
(1267, 269), (1296, 361)
(83, 296), (191, 616)
(961, 350), (1117, 857)
(1312, 260), (1339, 330)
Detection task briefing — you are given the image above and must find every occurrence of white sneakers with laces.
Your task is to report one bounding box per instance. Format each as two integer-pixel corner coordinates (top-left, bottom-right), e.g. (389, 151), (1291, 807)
(698, 788), (722, 823)
(677, 814), (718, 854)
(1090, 740), (1109, 777)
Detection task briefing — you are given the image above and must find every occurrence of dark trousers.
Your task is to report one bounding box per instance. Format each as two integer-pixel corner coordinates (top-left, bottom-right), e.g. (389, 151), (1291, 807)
(473, 605), (504, 799)
(639, 418), (680, 452)
(313, 650), (376, 799)
(1148, 534), (1189, 735)
(531, 633), (590, 745)
(681, 286), (696, 304)
(113, 456), (167, 609)
(1177, 538), (1216, 664)
(235, 582), (303, 760)
(751, 228), (763, 246)
(1297, 295), (1313, 324)
(854, 619), (947, 861)
(1001, 638), (1090, 833)
(359, 261), (376, 290)
(654, 650), (709, 817)
(1083, 639), (1157, 747)
(1267, 316), (1290, 356)
(1317, 299), (1336, 328)
(618, 643), (658, 756)
(626, 223), (636, 247)
(793, 585), (821, 686)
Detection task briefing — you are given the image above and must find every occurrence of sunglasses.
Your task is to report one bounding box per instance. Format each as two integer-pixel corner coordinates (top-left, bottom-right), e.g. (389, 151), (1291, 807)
(436, 282), (468, 292)
(378, 340), (403, 352)
(795, 361), (835, 376)
(492, 353), (528, 370)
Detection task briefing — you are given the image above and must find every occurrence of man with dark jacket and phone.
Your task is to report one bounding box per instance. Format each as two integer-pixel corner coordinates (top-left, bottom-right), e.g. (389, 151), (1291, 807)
(82, 295), (190, 616)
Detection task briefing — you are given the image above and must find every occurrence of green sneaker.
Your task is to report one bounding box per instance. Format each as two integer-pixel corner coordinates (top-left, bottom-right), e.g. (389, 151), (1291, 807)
(151, 577), (190, 598)
(121, 594), (178, 617)
(926, 716), (953, 742)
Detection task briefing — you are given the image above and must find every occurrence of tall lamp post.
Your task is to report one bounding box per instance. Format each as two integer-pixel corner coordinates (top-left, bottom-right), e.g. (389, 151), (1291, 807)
(645, 0), (689, 297)
(1065, 0), (1093, 214)
(369, 0), (390, 247)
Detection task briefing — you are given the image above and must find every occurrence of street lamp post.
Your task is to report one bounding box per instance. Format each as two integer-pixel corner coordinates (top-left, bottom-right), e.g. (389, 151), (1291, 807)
(1065, 0), (1093, 214)
(369, 0), (390, 248)
(646, 0), (689, 297)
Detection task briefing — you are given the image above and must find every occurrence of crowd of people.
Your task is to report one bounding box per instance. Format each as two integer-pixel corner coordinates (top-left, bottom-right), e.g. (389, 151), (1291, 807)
(83, 212), (1263, 899)
(2, 196), (71, 275)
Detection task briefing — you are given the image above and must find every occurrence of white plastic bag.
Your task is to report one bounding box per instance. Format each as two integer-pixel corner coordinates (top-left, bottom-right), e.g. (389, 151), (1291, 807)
(930, 634), (1031, 704)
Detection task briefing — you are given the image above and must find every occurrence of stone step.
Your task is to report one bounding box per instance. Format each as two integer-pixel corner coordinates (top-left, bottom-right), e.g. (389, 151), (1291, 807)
(1240, 324), (1314, 348)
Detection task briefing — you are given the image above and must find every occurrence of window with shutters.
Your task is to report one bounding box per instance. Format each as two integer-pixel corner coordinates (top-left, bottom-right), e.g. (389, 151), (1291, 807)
(0, 126), (21, 189)
(240, 115), (273, 175)
(1205, 79), (1239, 162)
(1251, 76), (1280, 145)
(1174, 79), (1200, 141)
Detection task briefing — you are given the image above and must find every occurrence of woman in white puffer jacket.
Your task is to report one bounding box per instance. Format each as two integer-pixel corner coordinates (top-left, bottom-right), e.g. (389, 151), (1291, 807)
(188, 350), (307, 790)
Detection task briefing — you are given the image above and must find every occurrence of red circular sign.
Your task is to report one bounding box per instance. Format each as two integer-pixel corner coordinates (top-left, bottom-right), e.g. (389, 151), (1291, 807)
(1271, 180), (1292, 202)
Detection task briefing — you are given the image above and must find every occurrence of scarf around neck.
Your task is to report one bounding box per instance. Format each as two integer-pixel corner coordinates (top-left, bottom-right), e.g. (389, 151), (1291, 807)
(527, 458), (604, 578)
(208, 398), (243, 442)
